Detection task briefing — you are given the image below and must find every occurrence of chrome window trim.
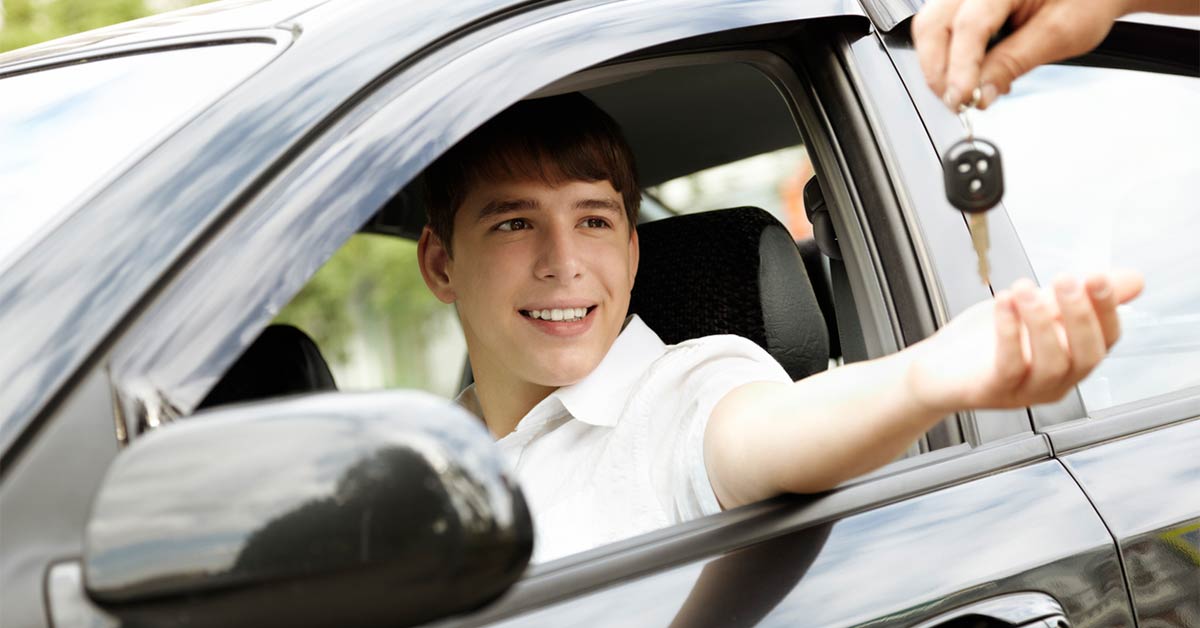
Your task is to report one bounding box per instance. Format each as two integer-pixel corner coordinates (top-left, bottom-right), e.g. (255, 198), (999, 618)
(1044, 386), (1200, 454)
(0, 32), (287, 79)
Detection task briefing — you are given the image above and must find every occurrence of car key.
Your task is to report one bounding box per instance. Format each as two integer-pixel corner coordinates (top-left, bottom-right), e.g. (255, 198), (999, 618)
(942, 89), (1003, 286)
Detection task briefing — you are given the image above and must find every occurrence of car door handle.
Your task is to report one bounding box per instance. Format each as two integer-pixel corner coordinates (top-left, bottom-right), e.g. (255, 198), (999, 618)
(910, 592), (1070, 628)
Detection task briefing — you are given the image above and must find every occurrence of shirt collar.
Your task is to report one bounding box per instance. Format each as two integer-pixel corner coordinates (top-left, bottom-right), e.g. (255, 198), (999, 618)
(550, 314), (666, 427)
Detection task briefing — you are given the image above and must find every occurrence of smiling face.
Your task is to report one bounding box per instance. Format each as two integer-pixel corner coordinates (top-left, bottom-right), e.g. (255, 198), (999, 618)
(421, 177), (638, 390)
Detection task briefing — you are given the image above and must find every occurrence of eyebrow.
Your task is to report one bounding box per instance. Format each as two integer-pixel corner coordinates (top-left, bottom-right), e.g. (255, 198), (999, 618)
(476, 198), (538, 222)
(574, 198), (622, 212)
(475, 197), (621, 222)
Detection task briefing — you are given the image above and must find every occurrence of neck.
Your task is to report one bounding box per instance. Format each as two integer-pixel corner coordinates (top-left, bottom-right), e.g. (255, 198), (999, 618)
(470, 357), (556, 439)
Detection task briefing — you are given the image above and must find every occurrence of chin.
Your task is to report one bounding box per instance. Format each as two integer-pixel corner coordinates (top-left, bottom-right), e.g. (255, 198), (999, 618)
(529, 353), (602, 388)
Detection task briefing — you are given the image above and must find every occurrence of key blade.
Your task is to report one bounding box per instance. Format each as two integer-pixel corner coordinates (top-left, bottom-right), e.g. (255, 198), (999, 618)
(968, 213), (991, 286)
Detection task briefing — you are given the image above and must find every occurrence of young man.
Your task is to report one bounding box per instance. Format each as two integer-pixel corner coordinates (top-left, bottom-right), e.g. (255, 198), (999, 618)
(418, 94), (1142, 562)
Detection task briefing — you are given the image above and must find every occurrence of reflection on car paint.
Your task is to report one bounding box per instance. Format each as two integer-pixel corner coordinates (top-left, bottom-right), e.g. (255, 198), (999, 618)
(479, 461), (1131, 628)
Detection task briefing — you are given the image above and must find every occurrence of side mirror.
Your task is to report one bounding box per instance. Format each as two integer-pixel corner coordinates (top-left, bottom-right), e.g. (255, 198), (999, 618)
(83, 391), (531, 628)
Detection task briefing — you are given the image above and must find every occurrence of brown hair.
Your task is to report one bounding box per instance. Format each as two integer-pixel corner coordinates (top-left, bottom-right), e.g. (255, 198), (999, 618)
(423, 94), (640, 254)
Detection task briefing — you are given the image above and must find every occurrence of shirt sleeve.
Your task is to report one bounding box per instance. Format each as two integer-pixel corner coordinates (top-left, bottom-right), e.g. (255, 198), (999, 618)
(647, 335), (792, 523)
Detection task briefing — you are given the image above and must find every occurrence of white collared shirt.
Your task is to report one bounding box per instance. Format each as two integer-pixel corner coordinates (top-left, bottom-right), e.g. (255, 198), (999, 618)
(457, 315), (791, 563)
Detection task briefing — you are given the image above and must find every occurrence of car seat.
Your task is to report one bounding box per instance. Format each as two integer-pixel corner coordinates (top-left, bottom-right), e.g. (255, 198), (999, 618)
(197, 324), (337, 410)
(629, 206), (831, 381)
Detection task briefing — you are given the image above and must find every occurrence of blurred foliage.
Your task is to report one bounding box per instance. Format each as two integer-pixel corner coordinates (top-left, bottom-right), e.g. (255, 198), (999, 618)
(274, 234), (454, 391)
(0, 0), (214, 53)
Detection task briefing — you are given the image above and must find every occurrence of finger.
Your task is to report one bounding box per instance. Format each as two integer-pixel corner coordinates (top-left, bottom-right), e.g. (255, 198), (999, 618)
(974, 13), (1068, 107)
(1109, 269), (1145, 304)
(1013, 279), (1071, 399)
(944, 0), (1015, 109)
(912, 0), (963, 98)
(992, 289), (1028, 388)
(1054, 275), (1106, 380)
(978, 8), (1119, 109)
(1086, 274), (1122, 349)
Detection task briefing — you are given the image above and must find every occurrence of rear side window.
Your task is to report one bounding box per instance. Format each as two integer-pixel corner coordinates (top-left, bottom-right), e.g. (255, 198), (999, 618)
(0, 42), (278, 270)
(973, 63), (1200, 411)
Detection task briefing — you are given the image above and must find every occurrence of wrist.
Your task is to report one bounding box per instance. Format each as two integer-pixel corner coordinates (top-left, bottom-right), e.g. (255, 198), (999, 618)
(898, 340), (963, 418)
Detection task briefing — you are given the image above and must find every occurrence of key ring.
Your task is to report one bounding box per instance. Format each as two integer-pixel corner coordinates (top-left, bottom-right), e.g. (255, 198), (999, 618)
(956, 87), (983, 141)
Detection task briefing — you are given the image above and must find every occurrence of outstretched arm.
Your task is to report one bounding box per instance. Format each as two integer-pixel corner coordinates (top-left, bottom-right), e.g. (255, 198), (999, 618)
(704, 271), (1143, 509)
(912, 0), (1199, 110)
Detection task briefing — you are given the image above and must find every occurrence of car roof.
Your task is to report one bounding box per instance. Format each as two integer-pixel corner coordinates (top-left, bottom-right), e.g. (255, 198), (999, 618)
(0, 0), (537, 73)
(0, 0), (320, 70)
(4, 0), (1194, 74)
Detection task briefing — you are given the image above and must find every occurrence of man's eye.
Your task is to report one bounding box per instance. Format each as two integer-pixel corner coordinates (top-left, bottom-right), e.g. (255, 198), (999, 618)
(496, 218), (528, 232)
(583, 217), (610, 229)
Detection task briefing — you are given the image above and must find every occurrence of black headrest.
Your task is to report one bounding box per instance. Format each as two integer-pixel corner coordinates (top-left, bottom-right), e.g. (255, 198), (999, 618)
(198, 324), (337, 410)
(629, 207), (829, 381)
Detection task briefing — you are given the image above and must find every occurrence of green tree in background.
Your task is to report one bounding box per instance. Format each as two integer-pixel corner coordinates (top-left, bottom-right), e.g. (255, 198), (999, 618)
(273, 235), (457, 393)
(0, 0), (213, 53)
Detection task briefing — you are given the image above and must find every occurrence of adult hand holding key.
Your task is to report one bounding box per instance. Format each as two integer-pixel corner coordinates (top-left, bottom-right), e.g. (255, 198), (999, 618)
(912, 0), (1198, 110)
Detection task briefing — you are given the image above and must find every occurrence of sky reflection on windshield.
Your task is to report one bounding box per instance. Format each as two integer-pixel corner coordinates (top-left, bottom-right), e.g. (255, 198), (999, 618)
(0, 43), (276, 271)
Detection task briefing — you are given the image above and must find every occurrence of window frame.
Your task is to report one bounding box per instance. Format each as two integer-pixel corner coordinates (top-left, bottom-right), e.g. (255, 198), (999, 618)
(105, 0), (874, 436)
(100, 0), (1059, 611)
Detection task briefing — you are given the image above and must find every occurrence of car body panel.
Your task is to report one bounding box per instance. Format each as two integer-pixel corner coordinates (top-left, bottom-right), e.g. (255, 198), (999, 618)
(0, 1), (1194, 626)
(0, 0), (329, 71)
(1062, 418), (1200, 626)
(443, 461), (1130, 627)
(0, 371), (119, 628)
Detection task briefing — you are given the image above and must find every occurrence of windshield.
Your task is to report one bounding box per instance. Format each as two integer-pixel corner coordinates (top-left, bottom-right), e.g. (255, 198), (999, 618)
(0, 42), (278, 271)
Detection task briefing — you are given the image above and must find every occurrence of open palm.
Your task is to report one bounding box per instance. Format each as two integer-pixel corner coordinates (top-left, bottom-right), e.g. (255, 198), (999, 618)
(907, 272), (1143, 413)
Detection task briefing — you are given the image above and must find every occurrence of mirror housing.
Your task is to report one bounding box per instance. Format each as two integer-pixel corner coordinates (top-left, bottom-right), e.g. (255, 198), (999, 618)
(84, 391), (531, 628)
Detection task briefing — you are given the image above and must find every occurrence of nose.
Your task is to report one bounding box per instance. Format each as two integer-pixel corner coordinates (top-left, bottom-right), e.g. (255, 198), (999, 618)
(534, 224), (584, 282)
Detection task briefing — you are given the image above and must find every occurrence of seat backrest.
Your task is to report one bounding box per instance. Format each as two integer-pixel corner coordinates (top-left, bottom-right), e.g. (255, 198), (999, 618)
(198, 324), (337, 410)
(629, 207), (830, 381)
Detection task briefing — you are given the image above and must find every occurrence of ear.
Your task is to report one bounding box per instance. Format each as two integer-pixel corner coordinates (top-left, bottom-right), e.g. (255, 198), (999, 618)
(628, 226), (640, 288)
(417, 226), (456, 304)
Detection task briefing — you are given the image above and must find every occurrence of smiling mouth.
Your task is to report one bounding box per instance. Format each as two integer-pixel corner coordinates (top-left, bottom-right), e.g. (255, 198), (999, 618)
(520, 306), (597, 322)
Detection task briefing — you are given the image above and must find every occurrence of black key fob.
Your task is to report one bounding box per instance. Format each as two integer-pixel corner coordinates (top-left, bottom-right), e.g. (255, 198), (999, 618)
(942, 138), (1004, 213)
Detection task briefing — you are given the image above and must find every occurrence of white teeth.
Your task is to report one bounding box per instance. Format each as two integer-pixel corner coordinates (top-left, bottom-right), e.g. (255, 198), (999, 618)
(525, 307), (590, 321)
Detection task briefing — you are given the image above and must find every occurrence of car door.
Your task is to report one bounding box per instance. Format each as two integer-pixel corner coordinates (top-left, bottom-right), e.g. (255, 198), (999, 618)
(877, 9), (1200, 628)
(53, 3), (1141, 628)
(407, 10), (1134, 627)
